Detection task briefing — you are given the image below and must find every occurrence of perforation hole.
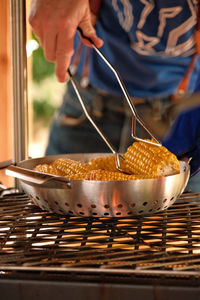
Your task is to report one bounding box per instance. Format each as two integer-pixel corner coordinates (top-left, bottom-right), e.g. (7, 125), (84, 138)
(139, 210), (143, 214)
(91, 204), (96, 208)
(153, 200), (158, 205)
(54, 201), (59, 205)
(117, 204), (123, 209)
(77, 203), (82, 208)
(104, 204), (110, 209)
(68, 210), (73, 214)
(170, 197), (174, 201)
(79, 212), (84, 215)
(65, 202), (69, 206)
(143, 202), (148, 206)
(127, 211), (133, 215)
(92, 212), (97, 216)
(104, 213), (110, 216)
(163, 199), (167, 203)
(116, 212), (121, 216)
(130, 203), (136, 208)
(36, 196), (40, 200)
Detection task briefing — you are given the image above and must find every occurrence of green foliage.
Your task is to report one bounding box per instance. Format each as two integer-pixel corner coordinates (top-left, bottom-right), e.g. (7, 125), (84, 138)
(33, 98), (56, 124)
(31, 74), (66, 123)
(32, 46), (55, 83)
(31, 33), (55, 83)
(30, 34), (65, 124)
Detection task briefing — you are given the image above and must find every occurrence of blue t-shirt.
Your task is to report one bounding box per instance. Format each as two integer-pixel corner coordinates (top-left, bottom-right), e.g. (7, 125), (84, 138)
(73, 0), (200, 99)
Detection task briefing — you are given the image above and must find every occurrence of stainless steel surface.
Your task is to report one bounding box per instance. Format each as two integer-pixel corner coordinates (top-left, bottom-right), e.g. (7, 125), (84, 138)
(6, 164), (70, 187)
(77, 28), (161, 146)
(0, 191), (200, 284)
(9, 0), (28, 163)
(6, 153), (190, 217)
(69, 72), (117, 154)
(68, 72), (126, 173)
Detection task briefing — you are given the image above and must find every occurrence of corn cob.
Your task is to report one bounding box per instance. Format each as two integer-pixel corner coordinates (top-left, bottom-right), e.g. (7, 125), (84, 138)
(67, 172), (90, 180)
(34, 164), (66, 176)
(89, 154), (132, 173)
(84, 169), (156, 181)
(89, 155), (117, 171)
(33, 139), (180, 180)
(51, 158), (93, 177)
(123, 139), (180, 177)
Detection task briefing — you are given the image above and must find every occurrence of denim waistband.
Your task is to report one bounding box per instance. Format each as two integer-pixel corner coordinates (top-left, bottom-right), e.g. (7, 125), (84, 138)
(58, 74), (173, 120)
(59, 77), (129, 118)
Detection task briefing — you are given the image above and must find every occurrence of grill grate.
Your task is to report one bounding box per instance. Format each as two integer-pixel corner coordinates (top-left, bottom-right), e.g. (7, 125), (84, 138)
(1, 191), (200, 283)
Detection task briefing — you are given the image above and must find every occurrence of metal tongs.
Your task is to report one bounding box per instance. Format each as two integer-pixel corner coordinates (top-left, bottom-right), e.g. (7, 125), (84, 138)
(68, 28), (161, 173)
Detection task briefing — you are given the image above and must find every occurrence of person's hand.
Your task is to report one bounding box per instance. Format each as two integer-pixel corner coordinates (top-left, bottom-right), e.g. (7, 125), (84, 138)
(162, 105), (200, 176)
(29, 0), (103, 82)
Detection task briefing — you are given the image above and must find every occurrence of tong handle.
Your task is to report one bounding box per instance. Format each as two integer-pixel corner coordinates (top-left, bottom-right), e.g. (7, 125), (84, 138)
(68, 69), (117, 155)
(77, 27), (161, 146)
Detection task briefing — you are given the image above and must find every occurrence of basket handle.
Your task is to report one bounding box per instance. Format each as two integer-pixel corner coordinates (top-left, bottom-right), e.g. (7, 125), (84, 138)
(6, 165), (71, 188)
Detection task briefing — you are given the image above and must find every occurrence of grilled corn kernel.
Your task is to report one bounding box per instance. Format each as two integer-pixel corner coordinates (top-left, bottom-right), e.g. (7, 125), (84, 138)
(89, 155), (116, 171)
(89, 155), (132, 173)
(34, 164), (66, 176)
(84, 169), (156, 181)
(124, 139), (180, 177)
(67, 172), (89, 180)
(52, 158), (92, 177)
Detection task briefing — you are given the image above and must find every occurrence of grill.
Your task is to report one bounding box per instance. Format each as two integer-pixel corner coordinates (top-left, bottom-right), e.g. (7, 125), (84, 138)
(4, 1), (200, 299)
(1, 190), (200, 286)
(2, 191), (200, 299)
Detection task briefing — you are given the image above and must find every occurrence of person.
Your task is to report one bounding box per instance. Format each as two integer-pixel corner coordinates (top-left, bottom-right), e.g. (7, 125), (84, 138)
(29, 0), (200, 191)
(162, 103), (200, 191)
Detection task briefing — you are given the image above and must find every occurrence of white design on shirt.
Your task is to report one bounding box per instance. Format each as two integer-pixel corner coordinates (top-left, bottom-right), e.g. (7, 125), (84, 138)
(165, 0), (197, 55)
(112, 0), (197, 57)
(135, 31), (159, 55)
(112, 0), (133, 32)
(137, 0), (154, 29)
(157, 7), (182, 37)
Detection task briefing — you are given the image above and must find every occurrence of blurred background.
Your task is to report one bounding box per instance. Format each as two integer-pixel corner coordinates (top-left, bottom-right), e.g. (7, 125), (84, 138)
(28, 34), (65, 158)
(0, 0), (65, 186)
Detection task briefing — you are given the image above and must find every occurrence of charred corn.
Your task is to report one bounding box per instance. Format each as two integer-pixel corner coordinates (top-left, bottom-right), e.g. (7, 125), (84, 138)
(123, 139), (180, 177)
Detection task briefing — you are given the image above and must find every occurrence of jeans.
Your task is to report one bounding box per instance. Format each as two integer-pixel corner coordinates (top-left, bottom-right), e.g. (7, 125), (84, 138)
(45, 75), (200, 192)
(46, 77), (133, 155)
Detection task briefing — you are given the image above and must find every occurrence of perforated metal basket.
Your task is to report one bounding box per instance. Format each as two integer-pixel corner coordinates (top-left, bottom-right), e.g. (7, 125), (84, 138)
(6, 153), (190, 217)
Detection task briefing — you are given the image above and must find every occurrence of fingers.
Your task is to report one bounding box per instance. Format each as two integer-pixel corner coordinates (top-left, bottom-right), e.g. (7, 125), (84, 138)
(54, 9), (103, 82)
(55, 30), (75, 82)
(80, 29), (104, 48)
(28, 0), (103, 82)
(79, 13), (103, 48)
(43, 27), (57, 62)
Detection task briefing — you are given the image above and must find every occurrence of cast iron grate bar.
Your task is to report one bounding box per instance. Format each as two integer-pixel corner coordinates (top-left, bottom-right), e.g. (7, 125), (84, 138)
(0, 192), (200, 279)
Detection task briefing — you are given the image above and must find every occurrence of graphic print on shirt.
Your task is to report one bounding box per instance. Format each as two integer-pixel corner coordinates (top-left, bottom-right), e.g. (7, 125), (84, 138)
(112, 0), (198, 57)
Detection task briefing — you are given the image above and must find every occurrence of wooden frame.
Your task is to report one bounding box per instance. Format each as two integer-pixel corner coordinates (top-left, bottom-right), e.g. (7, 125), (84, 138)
(0, 0), (12, 187)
